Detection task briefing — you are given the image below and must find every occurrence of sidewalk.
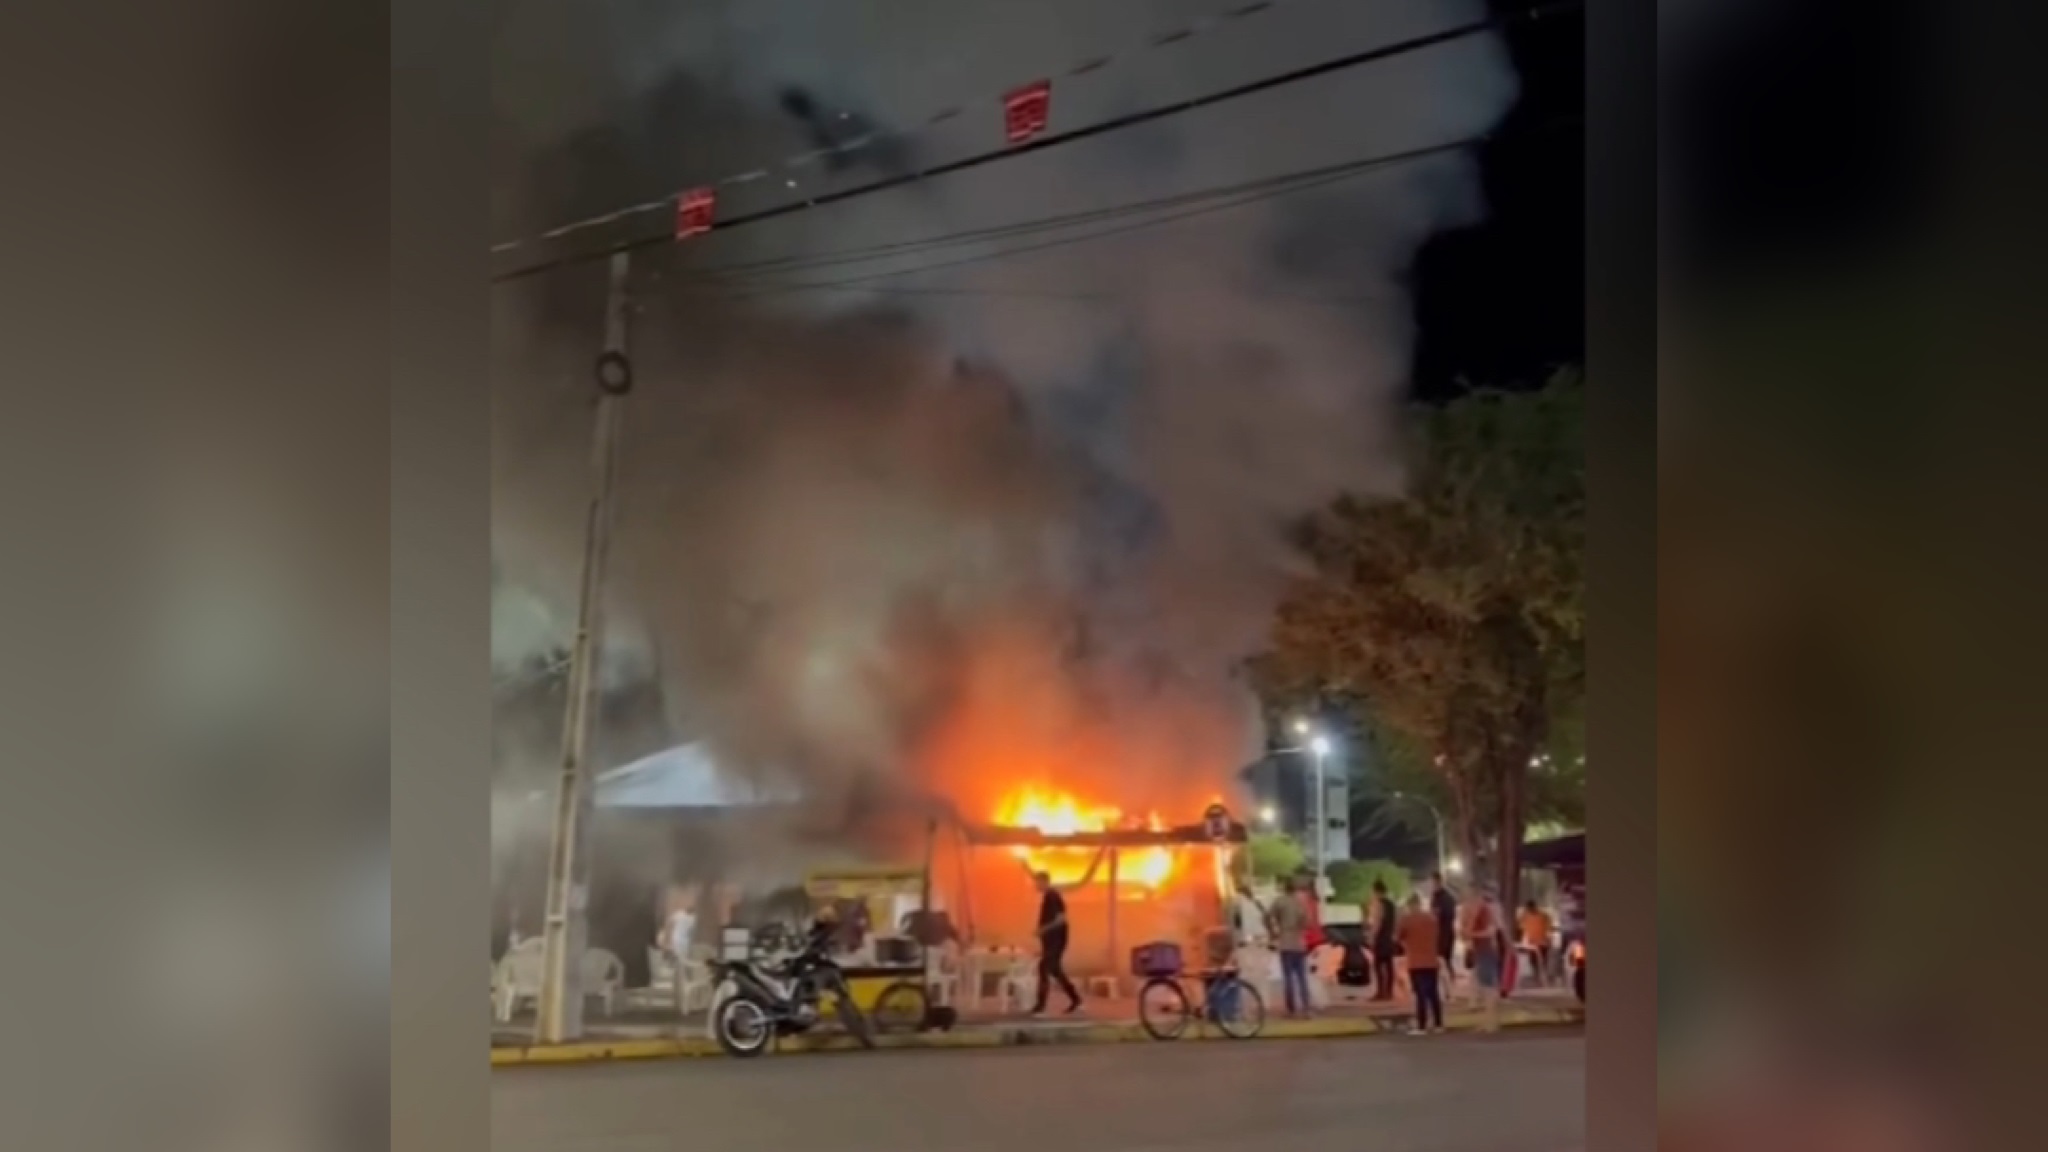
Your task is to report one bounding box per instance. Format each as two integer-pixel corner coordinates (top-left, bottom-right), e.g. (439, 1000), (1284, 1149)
(491, 988), (1583, 1066)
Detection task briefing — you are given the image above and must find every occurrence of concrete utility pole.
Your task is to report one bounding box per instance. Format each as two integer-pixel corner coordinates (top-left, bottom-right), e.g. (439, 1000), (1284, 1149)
(535, 252), (634, 1045)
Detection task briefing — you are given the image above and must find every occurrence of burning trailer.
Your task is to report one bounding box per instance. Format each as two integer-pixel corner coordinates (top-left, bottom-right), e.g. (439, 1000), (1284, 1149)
(947, 799), (1249, 980)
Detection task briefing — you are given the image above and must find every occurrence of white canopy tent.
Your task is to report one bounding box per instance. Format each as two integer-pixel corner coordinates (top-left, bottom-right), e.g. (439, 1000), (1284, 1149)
(594, 743), (801, 811)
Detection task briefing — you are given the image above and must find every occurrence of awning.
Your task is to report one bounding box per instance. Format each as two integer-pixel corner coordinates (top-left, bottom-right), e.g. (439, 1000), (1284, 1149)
(594, 743), (801, 810)
(1520, 833), (1585, 870)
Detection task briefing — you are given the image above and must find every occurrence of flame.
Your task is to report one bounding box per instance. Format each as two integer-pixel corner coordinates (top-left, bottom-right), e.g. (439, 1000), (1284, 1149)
(992, 786), (1180, 890)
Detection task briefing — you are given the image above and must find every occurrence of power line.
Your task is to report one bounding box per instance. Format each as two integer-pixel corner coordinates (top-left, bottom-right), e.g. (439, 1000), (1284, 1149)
(492, 1), (1581, 286)
(675, 121), (1505, 286)
(678, 176), (1289, 284)
(705, 113), (1579, 302)
(490, 0), (1312, 258)
(719, 136), (1476, 301)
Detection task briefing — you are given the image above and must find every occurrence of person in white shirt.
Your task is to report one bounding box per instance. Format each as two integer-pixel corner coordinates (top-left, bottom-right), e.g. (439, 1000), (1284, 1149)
(659, 904), (696, 1012)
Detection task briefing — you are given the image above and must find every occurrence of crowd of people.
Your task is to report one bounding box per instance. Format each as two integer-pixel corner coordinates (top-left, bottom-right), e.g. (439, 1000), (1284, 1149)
(1258, 870), (1564, 1035)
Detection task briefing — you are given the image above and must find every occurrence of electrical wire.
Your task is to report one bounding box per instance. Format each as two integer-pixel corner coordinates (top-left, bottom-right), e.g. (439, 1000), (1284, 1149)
(712, 134), (1484, 303)
(489, 0), (1312, 257)
(491, 0), (1582, 286)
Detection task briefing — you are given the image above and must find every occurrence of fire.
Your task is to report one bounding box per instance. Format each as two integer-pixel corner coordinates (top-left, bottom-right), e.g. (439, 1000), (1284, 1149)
(992, 786), (1179, 890)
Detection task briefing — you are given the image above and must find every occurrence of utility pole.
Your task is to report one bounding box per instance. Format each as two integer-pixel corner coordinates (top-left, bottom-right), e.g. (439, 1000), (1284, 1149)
(535, 252), (634, 1045)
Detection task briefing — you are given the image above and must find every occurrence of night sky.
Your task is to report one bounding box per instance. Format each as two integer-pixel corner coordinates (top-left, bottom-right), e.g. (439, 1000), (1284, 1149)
(1349, 2), (1585, 862)
(1407, 1), (1583, 403)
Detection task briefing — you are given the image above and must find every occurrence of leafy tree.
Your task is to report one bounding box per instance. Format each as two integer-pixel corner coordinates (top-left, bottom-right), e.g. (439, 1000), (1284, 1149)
(1326, 858), (1410, 905)
(1245, 831), (1307, 880)
(1257, 371), (1584, 908)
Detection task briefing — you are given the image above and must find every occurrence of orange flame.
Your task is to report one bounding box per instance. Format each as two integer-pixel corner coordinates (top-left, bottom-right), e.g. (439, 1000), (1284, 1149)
(992, 786), (1180, 890)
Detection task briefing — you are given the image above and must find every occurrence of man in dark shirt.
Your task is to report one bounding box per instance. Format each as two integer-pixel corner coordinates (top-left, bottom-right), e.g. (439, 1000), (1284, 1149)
(1429, 871), (1460, 984)
(1031, 870), (1083, 1015)
(1369, 880), (1400, 1000)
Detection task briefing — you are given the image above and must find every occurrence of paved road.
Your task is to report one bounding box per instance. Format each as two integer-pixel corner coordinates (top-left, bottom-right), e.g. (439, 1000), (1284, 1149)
(492, 1031), (1584, 1152)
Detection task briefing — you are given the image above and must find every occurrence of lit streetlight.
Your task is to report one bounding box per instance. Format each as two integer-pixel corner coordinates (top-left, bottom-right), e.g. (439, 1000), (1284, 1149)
(1258, 805), (1277, 826)
(1280, 720), (1334, 890)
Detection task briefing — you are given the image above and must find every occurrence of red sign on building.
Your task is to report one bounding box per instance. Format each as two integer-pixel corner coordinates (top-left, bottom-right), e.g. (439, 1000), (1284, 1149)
(675, 187), (717, 239)
(1003, 80), (1052, 145)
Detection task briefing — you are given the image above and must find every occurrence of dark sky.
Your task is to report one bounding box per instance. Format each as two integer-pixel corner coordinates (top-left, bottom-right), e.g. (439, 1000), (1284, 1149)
(1407, 1), (1584, 403)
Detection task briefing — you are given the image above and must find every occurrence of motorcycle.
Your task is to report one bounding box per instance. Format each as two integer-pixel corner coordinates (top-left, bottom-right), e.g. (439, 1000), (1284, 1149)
(1567, 938), (1586, 1003)
(707, 918), (877, 1058)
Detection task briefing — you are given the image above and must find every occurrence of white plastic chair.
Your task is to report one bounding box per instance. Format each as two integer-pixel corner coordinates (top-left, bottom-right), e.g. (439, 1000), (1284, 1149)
(676, 957), (715, 1015)
(493, 946), (546, 1023)
(1001, 955), (1037, 1012)
(926, 944), (962, 1007)
(647, 946), (676, 992)
(581, 948), (625, 1017)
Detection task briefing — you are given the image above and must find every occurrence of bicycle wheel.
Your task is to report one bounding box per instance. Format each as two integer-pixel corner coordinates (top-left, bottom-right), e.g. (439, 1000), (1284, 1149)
(1209, 975), (1266, 1039)
(1137, 977), (1192, 1041)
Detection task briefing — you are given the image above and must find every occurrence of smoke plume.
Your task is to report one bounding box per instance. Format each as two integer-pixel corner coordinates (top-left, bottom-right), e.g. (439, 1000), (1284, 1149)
(491, 0), (1517, 831)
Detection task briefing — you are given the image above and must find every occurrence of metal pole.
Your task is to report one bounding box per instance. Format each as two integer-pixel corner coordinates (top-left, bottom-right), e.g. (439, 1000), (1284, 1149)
(1106, 848), (1119, 977)
(1311, 747), (1326, 890)
(535, 252), (634, 1045)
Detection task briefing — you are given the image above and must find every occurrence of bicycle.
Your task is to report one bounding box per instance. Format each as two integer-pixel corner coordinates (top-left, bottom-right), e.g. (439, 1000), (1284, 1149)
(1137, 965), (1266, 1041)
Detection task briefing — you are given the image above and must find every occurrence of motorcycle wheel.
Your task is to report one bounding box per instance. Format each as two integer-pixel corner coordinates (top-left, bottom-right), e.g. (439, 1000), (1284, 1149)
(714, 993), (776, 1059)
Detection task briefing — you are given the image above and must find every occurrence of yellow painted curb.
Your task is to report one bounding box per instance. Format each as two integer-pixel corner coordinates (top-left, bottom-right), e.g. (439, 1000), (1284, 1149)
(490, 1003), (1581, 1067)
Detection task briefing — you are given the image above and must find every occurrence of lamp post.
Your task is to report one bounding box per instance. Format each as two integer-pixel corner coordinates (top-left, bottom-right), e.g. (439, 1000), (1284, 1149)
(1308, 735), (1330, 879)
(1284, 719), (1334, 890)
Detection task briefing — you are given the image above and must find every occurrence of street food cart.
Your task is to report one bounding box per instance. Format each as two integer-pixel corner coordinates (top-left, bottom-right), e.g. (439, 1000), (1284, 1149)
(801, 864), (935, 1012)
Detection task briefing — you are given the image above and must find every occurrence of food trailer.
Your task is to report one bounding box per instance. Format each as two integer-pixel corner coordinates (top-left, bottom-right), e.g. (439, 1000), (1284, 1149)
(801, 864), (937, 1013)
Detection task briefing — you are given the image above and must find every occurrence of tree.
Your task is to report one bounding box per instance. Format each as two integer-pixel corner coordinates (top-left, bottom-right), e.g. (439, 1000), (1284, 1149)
(1326, 858), (1409, 905)
(1245, 831), (1307, 881)
(1257, 371), (1584, 909)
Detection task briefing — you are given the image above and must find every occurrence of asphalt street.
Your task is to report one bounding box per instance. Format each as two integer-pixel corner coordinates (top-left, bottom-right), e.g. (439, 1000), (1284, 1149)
(491, 1030), (1584, 1152)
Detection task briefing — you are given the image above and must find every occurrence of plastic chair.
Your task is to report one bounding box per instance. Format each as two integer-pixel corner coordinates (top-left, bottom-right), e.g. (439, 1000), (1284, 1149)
(580, 948), (625, 1017)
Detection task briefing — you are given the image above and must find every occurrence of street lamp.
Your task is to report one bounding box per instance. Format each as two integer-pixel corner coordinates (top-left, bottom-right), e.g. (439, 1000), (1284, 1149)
(1276, 719), (1335, 893)
(1258, 805), (1277, 826)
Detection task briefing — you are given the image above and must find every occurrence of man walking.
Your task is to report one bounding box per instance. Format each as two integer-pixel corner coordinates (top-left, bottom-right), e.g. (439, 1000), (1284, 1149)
(1266, 876), (1315, 1018)
(1396, 893), (1445, 1035)
(1027, 860), (1098, 1016)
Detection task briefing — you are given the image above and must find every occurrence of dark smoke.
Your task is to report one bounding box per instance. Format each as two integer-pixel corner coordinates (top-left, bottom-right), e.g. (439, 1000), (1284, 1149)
(491, 0), (1517, 843)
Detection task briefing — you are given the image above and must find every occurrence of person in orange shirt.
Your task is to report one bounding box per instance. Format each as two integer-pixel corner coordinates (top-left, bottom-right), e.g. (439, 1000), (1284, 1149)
(1395, 894), (1444, 1035)
(1519, 900), (1555, 987)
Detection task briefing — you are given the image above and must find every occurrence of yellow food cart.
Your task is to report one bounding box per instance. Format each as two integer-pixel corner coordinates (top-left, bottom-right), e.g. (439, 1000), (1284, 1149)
(803, 865), (931, 1013)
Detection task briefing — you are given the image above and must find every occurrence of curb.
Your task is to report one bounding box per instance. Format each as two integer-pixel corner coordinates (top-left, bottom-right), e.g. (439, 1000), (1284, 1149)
(490, 1004), (1583, 1067)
